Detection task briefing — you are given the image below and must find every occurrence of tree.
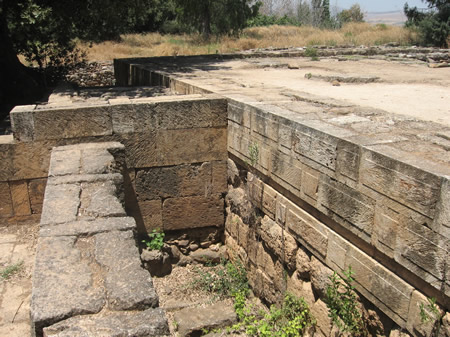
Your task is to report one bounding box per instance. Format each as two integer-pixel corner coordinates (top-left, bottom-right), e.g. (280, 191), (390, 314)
(175, 0), (259, 38)
(404, 0), (450, 47)
(297, 0), (312, 25)
(338, 4), (365, 24)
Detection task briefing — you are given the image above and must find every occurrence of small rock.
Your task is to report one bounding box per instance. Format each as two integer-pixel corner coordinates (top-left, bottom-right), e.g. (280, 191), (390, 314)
(331, 80), (341, 86)
(141, 249), (172, 277)
(177, 255), (193, 266)
(288, 63), (300, 69)
(189, 243), (199, 251)
(190, 248), (222, 264)
(429, 62), (450, 68)
(210, 243), (220, 252)
(200, 241), (212, 248)
(178, 240), (190, 247)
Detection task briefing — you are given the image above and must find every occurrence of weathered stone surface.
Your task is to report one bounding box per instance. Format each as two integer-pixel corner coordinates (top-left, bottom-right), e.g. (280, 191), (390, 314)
(10, 105), (35, 141)
(262, 184), (277, 219)
(260, 216), (297, 269)
(121, 132), (158, 168)
(31, 236), (105, 335)
(226, 187), (258, 225)
(48, 149), (81, 177)
(174, 301), (237, 337)
(271, 150), (302, 192)
(138, 200), (163, 231)
(0, 182), (13, 217)
(286, 207), (328, 258)
(311, 299), (333, 337)
(434, 176), (450, 237)
(11, 140), (55, 180)
(406, 290), (437, 337)
(336, 139), (360, 181)
(33, 106), (112, 140)
(141, 249), (172, 277)
(287, 273), (315, 306)
(212, 160), (228, 194)
(79, 180), (125, 218)
(163, 195), (224, 230)
(40, 184), (80, 225)
(29, 178), (47, 214)
(309, 257), (333, 300)
(296, 248), (311, 280)
(317, 175), (375, 241)
(0, 138), (14, 180)
(81, 148), (116, 174)
(43, 308), (169, 337)
(10, 180), (31, 216)
(360, 146), (442, 218)
(94, 230), (159, 310)
(301, 167), (320, 203)
(47, 173), (123, 186)
(135, 163), (212, 201)
(190, 247), (226, 264)
(40, 217), (136, 237)
(227, 158), (240, 187)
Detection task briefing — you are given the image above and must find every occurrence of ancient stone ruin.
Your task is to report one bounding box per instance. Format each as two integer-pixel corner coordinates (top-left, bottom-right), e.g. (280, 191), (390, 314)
(0, 46), (449, 336)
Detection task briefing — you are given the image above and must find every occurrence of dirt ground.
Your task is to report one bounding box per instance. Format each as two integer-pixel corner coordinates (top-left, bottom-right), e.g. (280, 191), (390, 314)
(0, 222), (39, 337)
(176, 57), (450, 126)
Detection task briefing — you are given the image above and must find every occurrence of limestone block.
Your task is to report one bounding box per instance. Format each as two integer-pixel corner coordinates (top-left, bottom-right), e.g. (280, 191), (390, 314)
(40, 217), (136, 237)
(225, 211), (240, 240)
(336, 139), (360, 182)
(138, 200), (163, 232)
(174, 301), (237, 337)
(237, 218), (249, 249)
(135, 163), (212, 201)
(262, 184), (277, 219)
(406, 290), (438, 337)
(287, 273), (315, 306)
(434, 176), (450, 237)
(293, 125), (338, 171)
(248, 174), (263, 209)
(43, 308), (169, 337)
(228, 101), (251, 128)
(40, 184), (80, 225)
(11, 141), (56, 180)
(286, 208), (328, 258)
(79, 181), (125, 219)
(317, 175), (375, 241)
(271, 150), (302, 192)
(372, 209), (400, 258)
(326, 232), (349, 272)
(301, 167), (320, 203)
(296, 248), (312, 280)
(212, 160), (228, 194)
(94, 230), (159, 310)
(10, 180), (31, 216)
(345, 245), (414, 324)
(310, 256), (333, 300)
(110, 102), (136, 134)
(275, 198), (287, 225)
(81, 148), (117, 175)
(0, 182), (13, 217)
(279, 122), (293, 149)
(360, 146), (442, 219)
(48, 148), (81, 177)
(311, 299), (333, 337)
(260, 216), (297, 269)
(31, 236), (106, 335)
(28, 178), (47, 214)
(10, 105), (35, 141)
(33, 105), (112, 140)
(163, 195), (224, 230)
(252, 111), (279, 142)
(156, 127), (227, 166)
(0, 140), (13, 180)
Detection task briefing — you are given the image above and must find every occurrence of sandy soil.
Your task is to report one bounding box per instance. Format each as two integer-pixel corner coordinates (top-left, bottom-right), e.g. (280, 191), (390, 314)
(180, 57), (450, 126)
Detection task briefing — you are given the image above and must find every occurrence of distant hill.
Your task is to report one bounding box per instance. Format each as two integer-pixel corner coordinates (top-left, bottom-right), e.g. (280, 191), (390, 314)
(365, 10), (407, 26)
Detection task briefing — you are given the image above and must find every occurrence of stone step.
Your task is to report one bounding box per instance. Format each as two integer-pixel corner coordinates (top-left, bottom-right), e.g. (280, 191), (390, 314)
(31, 142), (167, 337)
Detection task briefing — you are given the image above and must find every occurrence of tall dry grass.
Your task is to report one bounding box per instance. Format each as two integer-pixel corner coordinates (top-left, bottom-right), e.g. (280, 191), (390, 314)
(83, 23), (419, 61)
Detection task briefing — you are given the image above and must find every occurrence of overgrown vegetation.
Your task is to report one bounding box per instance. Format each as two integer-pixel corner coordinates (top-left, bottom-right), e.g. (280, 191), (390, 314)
(404, 0), (450, 47)
(1, 261), (24, 279)
(142, 229), (165, 251)
(326, 266), (367, 336)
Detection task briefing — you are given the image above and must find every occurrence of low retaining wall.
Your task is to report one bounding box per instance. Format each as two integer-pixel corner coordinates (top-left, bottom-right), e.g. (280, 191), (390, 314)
(115, 55), (449, 336)
(31, 142), (169, 337)
(3, 91), (228, 247)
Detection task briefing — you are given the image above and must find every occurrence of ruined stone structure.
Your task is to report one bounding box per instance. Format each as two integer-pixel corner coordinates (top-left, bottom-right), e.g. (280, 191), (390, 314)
(0, 47), (448, 336)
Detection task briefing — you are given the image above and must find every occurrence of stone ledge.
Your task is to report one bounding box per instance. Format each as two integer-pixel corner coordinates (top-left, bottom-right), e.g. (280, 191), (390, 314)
(31, 142), (166, 337)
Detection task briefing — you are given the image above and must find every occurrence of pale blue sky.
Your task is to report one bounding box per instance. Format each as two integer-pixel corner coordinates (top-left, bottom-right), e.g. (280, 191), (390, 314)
(334, 0), (426, 12)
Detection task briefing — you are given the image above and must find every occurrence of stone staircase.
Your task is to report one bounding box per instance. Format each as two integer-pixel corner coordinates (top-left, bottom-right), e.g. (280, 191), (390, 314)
(31, 142), (169, 337)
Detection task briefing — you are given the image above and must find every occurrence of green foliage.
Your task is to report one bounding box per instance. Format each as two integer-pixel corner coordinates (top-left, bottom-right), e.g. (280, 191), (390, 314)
(338, 4), (365, 24)
(404, 1), (450, 47)
(305, 47), (318, 60)
(142, 229), (165, 251)
(248, 142), (260, 167)
(174, 0), (260, 37)
(419, 297), (443, 337)
(192, 258), (249, 298)
(1, 261), (23, 279)
(326, 266), (367, 336)
(247, 14), (302, 27)
(233, 292), (315, 336)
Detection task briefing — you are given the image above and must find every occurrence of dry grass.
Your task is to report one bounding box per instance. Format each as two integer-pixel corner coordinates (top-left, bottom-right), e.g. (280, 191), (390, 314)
(82, 23), (419, 61)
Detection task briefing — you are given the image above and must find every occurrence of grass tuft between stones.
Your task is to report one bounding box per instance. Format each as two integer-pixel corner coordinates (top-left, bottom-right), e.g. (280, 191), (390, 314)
(1, 261), (24, 280)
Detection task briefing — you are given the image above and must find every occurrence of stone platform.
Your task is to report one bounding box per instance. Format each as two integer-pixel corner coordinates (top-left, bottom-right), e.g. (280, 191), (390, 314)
(31, 142), (168, 337)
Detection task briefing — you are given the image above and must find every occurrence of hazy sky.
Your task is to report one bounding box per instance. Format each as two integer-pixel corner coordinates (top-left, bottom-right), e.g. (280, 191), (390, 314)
(334, 0), (426, 12)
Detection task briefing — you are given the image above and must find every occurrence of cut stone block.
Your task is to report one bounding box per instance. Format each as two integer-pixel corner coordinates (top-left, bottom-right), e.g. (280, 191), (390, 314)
(10, 105), (35, 141)
(79, 180), (125, 218)
(31, 236), (106, 335)
(0, 182), (13, 217)
(94, 230), (159, 310)
(10, 180), (31, 216)
(40, 184), (80, 225)
(43, 308), (169, 337)
(174, 301), (237, 337)
(48, 149), (81, 177)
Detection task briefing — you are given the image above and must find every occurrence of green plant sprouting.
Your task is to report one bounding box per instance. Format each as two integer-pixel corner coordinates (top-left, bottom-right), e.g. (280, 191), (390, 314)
(420, 297), (443, 337)
(248, 142), (260, 167)
(141, 229), (165, 251)
(1, 261), (24, 279)
(326, 266), (367, 336)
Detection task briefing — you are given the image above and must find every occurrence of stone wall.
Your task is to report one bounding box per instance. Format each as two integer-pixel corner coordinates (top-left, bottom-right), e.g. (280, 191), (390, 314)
(3, 93), (228, 242)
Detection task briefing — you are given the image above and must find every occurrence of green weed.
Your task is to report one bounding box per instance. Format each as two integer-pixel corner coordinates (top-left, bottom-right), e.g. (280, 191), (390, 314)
(141, 229), (165, 251)
(420, 297), (443, 337)
(1, 261), (24, 279)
